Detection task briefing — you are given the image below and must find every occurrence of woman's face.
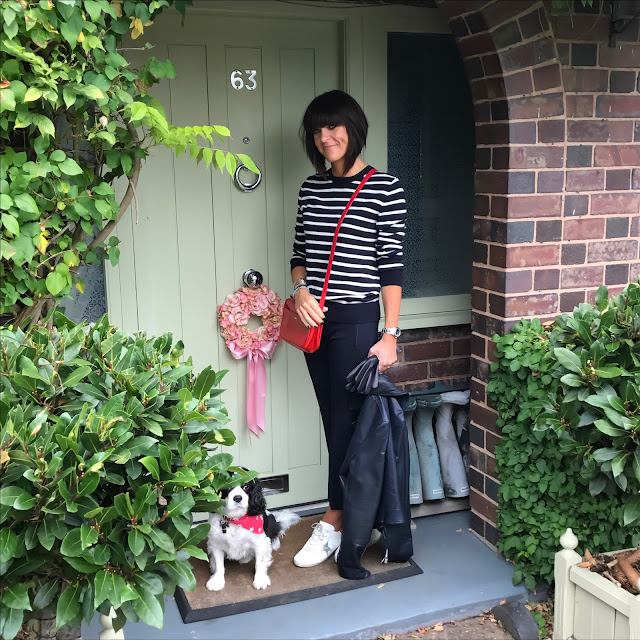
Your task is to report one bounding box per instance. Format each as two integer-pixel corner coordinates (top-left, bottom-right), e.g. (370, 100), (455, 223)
(313, 125), (349, 164)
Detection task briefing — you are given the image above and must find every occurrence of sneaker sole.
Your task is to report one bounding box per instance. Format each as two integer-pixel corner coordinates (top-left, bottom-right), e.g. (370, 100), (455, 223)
(293, 548), (340, 568)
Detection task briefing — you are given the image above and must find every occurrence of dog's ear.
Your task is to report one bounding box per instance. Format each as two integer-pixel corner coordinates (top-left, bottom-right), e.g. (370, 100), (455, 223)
(247, 480), (266, 516)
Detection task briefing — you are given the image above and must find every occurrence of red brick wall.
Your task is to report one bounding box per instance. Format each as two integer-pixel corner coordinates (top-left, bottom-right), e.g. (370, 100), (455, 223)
(407, 0), (640, 547)
(387, 325), (472, 391)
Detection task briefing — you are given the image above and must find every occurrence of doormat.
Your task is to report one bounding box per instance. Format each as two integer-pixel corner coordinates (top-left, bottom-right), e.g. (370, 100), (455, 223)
(175, 514), (422, 622)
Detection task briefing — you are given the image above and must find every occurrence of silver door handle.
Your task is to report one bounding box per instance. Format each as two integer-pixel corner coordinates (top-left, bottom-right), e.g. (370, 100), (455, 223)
(235, 163), (262, 192)
(243, 269), (263, 288)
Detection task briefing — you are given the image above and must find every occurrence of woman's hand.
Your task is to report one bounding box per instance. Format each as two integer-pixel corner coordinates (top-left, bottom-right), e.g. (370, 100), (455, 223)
(368, 334), (398, 373)
(294, 288), (327, 328)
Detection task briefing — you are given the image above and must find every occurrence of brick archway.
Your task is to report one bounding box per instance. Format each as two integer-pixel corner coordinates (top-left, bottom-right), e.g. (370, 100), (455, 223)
(433, 0), (640, 546)
(435, 0), (566, 545)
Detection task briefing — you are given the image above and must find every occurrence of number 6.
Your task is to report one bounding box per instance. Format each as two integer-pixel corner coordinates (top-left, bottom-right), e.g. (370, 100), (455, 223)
(230, 70), (244, 90)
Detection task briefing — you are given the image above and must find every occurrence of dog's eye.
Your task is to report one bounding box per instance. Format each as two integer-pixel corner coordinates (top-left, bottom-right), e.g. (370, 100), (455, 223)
(242, 483), (251, 492)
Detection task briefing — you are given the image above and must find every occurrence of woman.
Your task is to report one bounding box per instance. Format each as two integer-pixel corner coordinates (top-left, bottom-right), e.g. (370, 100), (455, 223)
(290, 90), (407, 568)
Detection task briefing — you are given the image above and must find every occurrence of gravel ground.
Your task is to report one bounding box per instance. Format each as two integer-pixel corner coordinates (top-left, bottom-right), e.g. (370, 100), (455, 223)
(374, 611), (513, 640)
(374, 599), (554, 640)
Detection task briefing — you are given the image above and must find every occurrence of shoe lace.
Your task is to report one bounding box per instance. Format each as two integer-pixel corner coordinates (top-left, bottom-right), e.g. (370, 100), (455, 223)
(304, 522), (329, 550)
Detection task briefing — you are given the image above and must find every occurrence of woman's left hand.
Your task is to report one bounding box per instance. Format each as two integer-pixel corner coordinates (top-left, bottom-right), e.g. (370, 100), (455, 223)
(368, 334), (399, 373)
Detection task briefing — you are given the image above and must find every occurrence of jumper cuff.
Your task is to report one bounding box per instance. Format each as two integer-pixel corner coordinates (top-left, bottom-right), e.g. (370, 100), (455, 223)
(379, 268), (403, 287)
(290, 257), (306, 271)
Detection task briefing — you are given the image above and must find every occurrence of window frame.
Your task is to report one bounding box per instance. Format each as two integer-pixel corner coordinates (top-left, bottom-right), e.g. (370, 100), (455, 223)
(357, 14), (473, 330)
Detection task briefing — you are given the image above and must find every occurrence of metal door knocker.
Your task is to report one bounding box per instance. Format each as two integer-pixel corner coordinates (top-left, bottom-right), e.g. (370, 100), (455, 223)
(234, 163), (262, 192)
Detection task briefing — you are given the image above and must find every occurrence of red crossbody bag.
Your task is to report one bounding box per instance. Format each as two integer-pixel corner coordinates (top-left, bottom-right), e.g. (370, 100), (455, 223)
(280, 168), (377, 353)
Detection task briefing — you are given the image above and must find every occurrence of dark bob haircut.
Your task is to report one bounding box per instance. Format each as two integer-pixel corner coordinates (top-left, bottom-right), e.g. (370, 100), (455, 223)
(300, 90), (368, 175)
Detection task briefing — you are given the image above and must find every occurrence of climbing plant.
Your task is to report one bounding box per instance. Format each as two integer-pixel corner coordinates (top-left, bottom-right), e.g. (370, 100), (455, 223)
(0, 0), (256, 329)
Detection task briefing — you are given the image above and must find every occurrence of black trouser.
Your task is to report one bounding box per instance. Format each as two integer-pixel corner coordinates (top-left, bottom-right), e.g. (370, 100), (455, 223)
(305, 320), (379, 510)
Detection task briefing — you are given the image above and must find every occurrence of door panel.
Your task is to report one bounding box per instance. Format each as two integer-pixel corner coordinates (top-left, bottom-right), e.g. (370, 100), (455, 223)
(107, 11), (341, 507)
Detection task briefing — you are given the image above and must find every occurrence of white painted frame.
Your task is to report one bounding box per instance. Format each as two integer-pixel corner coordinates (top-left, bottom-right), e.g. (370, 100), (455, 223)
(554, 528), (640, 640)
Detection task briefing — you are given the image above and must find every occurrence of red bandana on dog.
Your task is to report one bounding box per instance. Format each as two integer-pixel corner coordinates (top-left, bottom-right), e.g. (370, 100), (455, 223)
(228, 514), (264, 534)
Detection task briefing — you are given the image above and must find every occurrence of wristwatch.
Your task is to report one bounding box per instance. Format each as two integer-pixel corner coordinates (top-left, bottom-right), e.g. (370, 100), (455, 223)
(381, 327), (401, 338)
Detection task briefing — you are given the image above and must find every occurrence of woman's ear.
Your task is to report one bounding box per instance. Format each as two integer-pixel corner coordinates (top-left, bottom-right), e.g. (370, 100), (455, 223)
(247, 480), (266, 516)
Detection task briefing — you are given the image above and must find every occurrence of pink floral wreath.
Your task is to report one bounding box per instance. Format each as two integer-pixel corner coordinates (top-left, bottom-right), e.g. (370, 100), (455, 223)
(217, 285), (283, 350)
(217, 285), (283, 437)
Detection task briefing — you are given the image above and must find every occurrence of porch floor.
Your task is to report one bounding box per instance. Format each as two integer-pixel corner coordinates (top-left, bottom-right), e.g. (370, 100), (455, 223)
(83, 510), (538, 640)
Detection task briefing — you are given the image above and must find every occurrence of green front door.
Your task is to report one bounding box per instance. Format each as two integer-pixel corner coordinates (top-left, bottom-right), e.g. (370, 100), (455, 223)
(106, 7), (342, 507)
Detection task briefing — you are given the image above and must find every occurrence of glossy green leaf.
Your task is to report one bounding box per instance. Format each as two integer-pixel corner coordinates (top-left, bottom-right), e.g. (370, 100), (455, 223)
(60, 529), (83, 557)
(128, 529), (145, 555)
(553, 348), (583, 375)
(56, 583), (81, 630)
(58, 158), (83, 175)
(1, 528), (18, 562)
(132, 588), (164, 629)
(140, 456), (160, 480)
(3, 583), (31, 610)
(32, 581), (58, 611)
(0, 607), (24, 640)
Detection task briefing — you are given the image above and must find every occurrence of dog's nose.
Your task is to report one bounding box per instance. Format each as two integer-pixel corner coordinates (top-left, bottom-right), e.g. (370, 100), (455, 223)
(233, 495), (242, 503)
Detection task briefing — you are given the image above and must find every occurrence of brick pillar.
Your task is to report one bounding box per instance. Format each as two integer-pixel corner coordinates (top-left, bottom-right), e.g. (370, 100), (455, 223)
(436, 0), (567, 545)
(435, 0), (640, 546)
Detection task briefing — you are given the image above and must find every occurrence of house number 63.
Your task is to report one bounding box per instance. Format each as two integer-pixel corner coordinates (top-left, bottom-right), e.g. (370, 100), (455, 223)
(230, 70), (258, 91)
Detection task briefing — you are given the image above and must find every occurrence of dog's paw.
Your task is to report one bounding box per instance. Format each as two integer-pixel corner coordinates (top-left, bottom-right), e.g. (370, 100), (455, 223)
(206, 575), (225, 591)
(253, 574), (271, 590)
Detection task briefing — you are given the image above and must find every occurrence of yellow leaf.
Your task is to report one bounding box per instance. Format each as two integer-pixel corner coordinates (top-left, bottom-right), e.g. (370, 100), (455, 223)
(77, 32), (85, 43)
(144, 20), (154, 27)
(75, 281), (85, 294)
(433, 623), (444, 632)
(0, 450), (9, 465)
(36, 233), (49, 254)
(111, 0), (123, 17)
(214, 432), (224, 443)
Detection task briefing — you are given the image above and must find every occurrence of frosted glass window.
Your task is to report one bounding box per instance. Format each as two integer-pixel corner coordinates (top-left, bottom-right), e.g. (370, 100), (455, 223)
(388, 33), (475, 299)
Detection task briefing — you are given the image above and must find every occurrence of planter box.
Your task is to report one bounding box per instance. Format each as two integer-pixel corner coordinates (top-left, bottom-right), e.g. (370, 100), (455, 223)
(554, 528), (640, 640)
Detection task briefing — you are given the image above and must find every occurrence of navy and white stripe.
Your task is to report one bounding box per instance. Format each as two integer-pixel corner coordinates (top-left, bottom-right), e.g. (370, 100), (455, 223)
(291, 166), (406, 308)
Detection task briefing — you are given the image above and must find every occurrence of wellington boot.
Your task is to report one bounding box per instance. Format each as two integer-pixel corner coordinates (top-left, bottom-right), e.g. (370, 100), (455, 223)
(413, 395), (444, 501)
(434, 401), (469, 498)
(454, 405), (470, 473)
(404, 397), (423, 505)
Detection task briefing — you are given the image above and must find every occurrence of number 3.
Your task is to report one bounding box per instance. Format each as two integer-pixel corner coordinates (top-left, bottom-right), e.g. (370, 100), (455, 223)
(230, 70), (258, 91)
(245, 70), (257, 91)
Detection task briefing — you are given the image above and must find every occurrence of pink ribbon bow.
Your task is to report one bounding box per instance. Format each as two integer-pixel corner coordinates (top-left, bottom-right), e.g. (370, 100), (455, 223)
(227, 340), (278, 437)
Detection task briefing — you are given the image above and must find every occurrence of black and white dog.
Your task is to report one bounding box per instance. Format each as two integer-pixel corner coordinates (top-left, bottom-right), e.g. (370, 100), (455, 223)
(206, 477), (300, 591)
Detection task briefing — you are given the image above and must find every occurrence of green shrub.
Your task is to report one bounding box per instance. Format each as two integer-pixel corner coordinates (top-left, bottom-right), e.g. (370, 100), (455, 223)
(537, 282), (640, 524)
(488, 283), (640, 590)
(0, 314), (253, 639)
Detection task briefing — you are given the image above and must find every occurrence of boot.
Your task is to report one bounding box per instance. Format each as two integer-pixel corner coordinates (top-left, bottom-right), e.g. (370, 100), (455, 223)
(404, 397), (423, 505)
(454, 405), (470, 473)
(435, 390), (471, 498)
(413, 395), (444, 501)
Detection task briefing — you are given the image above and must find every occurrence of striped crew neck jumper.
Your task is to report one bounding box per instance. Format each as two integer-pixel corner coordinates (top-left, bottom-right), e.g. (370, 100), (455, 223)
(290, 165), (407, 324)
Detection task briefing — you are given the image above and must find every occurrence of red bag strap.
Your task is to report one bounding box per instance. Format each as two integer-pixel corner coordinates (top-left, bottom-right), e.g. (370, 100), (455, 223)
(319, 168), (377, 307)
